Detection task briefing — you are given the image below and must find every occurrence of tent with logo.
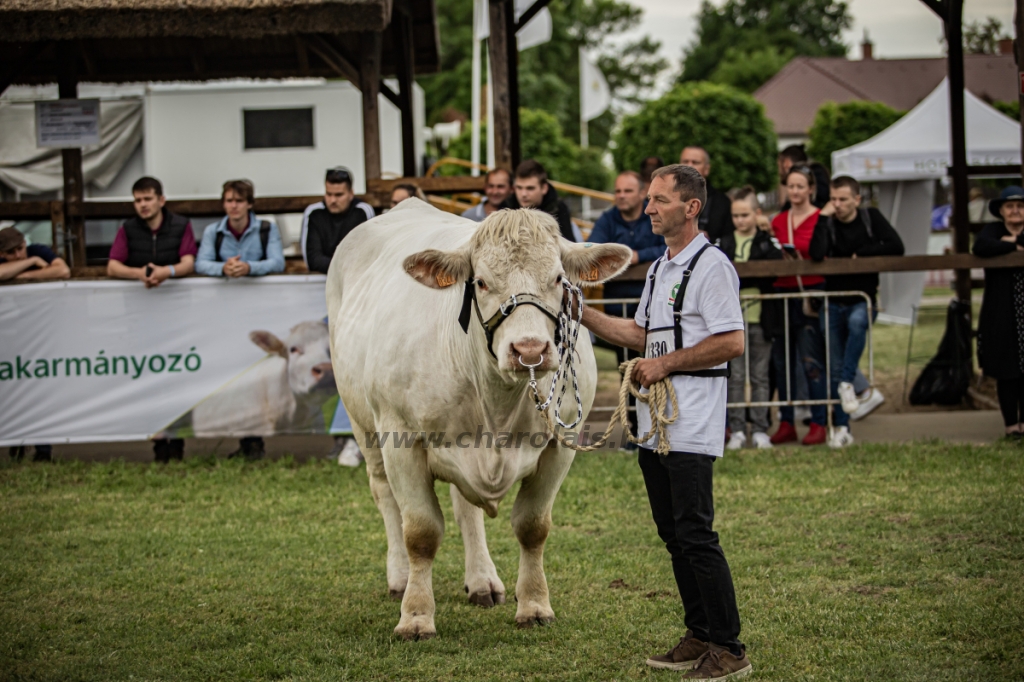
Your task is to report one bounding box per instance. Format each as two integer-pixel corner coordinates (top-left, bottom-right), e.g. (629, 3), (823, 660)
(831, 78), (1020, 323)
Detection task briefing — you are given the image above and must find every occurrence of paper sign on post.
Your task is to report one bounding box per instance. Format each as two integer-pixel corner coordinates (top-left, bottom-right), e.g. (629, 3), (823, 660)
(35, 99), (101, 148)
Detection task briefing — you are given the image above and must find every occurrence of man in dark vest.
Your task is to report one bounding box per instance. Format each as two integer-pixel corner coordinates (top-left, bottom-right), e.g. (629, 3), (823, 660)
(107, 176), (196, 463)
(107, 176), (196, 288)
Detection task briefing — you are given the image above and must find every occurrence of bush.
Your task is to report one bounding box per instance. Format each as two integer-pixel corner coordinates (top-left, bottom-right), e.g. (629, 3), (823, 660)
(612, 82), (777, 191)
(992, 100), (1020, 121)
(806, 100), (904, 172)
(444, 109), (611, 190)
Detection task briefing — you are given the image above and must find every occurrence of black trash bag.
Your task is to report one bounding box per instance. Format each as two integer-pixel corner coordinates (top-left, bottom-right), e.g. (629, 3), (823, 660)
(909, 300), (972, 406)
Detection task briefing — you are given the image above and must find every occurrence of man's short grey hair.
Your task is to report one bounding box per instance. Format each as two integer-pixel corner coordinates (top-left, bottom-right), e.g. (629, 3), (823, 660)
(683, 146), (710, 166)
(651, 164), (707, 207)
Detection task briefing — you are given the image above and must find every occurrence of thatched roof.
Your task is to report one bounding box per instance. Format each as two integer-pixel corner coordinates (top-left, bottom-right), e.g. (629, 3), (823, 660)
(0, 0), (440, 85)
(0, 0), (391, 40)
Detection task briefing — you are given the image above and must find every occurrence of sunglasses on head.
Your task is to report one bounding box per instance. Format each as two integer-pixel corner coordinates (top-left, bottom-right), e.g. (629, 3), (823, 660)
(326, 167), (352, 184)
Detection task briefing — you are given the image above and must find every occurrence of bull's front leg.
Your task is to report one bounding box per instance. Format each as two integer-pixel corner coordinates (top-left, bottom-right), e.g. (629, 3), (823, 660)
(381, 437), (444, 641)
(450, 484), (506, 608)
(510, 442), (575, 628)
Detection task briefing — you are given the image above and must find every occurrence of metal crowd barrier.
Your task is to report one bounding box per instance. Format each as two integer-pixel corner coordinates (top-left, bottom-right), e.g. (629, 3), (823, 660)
(586, 291), (875, 434)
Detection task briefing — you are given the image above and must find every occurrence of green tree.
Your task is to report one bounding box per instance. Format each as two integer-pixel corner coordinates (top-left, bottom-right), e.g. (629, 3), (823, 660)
(417, 0), (666, 148)
(679, 0), (851, 89)
(992, 100), (1020, 121)
(963, 17), (1009, 54)
(446, 108), (610, 189)
(708, 45), (795, 93)
(612, 82), (777, 191)
(806, 101), (904, 172)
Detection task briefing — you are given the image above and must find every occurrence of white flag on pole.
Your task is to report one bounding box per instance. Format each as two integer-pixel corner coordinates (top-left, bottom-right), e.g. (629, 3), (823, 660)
(473, 0), (552, 50)
(579, 47), (610, 121)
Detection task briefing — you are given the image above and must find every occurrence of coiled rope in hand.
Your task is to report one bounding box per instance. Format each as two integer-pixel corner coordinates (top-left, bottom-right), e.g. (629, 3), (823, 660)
(541, 358), (679, 455)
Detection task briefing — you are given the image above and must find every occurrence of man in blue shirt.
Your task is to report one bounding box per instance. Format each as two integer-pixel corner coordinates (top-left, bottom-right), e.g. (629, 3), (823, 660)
(195, 179), (285, 278)
(588, 171), (665, 448)
(195, 180), (285, 461)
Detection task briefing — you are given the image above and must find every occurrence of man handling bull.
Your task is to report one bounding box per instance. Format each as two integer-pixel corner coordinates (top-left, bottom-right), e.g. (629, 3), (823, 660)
(581, 164), (752, 680)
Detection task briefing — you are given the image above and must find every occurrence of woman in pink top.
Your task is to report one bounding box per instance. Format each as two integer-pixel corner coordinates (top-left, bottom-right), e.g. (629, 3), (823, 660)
(769, 167), (828, 445)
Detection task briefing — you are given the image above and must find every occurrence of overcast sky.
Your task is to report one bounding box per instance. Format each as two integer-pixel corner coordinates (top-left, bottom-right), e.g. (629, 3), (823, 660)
(623, 0), (1015, 83)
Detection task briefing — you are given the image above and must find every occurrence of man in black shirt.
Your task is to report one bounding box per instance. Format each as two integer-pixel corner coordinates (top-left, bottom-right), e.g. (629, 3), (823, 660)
(502, 160), (578, 242)
(303, 168), (371, 274)
(679, 147), (731, 243)
(810, 175), (904, 447)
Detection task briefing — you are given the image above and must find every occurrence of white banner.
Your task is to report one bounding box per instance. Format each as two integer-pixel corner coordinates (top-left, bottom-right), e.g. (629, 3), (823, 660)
(579, 48), (610, 122)
(0, 277), (354, 446)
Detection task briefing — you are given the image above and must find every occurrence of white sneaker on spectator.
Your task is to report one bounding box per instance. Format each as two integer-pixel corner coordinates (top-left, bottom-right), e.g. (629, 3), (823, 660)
(337, 438), (364, 467)
(850, 388), (885, 422)
(828, 426), (854, 449)
(751, 432), (773, 449)
(726, 432), (746, 450)
(838, 382), (860, 414)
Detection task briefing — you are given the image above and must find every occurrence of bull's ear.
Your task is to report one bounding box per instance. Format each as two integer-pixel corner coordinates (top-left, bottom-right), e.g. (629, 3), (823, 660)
(403, 247), (472, 289)
(250, 330), (287, 358)
(560, 242), (633, 288)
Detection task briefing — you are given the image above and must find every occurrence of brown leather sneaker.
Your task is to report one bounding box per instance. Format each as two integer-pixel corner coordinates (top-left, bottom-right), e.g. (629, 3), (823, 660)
(681, 643), (752, 680)
(645, 630), (709, 671)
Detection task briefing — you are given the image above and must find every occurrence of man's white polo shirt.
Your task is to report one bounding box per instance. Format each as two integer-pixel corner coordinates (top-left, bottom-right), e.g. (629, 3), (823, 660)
(633, 234), (744, 457)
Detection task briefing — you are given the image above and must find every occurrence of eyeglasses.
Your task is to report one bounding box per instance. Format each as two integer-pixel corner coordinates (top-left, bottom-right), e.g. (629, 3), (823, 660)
(325, 167), (352, 184)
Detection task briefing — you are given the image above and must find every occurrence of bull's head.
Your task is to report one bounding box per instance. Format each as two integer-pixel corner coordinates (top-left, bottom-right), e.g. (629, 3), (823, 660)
(403, 209), (631, 374)
(250, 321), (335, 394)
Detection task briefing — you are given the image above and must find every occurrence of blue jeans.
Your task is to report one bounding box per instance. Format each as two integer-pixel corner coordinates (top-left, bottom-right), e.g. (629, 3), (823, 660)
(771, 290), (827, 426)
(821, 300), (875, 427)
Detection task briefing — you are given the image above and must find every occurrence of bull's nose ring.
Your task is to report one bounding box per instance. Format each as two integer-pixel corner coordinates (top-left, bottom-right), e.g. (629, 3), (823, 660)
(517, 354), (544, 368)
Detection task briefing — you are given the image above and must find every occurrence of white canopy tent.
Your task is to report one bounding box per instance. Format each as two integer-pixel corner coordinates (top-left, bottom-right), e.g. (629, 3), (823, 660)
(832, 78), (1021, 324)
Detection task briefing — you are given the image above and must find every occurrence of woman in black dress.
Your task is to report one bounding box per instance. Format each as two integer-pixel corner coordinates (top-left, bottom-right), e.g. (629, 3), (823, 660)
(973, 186), (1024, 437)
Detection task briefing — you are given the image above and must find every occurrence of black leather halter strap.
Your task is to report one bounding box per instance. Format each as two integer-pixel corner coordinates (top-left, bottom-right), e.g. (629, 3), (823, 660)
(458, 280), (562, 358)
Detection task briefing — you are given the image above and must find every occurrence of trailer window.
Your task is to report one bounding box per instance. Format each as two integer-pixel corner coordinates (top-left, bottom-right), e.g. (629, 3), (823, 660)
(243, 108), (314, 149)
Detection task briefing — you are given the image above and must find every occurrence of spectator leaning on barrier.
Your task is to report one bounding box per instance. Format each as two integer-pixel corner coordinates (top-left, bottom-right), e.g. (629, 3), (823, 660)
(811, 176), (904, 448)
(196, 180), (284, 461)
(0, 226), (70, 283)
(196, 179), (285, 280)
(462, 168), (513, 222)
(678, 146), (731, 244)
(769, 166), (829, 446)
(717, 187), (783, 451)
(502, 159), (578, 242)
(588, 169), (665, 448)
(973, 186), (1024, 439)
(301, 168), (370, 275)
(107, 177), (196, 290)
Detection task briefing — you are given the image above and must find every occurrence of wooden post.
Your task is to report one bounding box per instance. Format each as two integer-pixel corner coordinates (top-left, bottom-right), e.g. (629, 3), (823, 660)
(57, 42), (87, 268)
(487, 0), (514, 171)
(1016, 0), (1024, 180)
(504, 0), (520, 170)
(945, 0), (972, 313)
(394, 10), (418, 177)
(359, 32), (383, 181)
(49, 200), (65, 257)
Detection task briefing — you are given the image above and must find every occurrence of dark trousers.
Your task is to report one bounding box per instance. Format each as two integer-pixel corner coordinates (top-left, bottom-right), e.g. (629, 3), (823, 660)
(996, 378), (1024, 427)
(638, 448), (743, 652)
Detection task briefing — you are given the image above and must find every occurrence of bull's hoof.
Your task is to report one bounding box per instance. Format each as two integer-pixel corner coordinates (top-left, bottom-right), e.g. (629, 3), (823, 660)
(468, 589), (507, 608)
(394, 616), (436, 641)
(389, 588), (405, 601)
(515, 615), (555, 629)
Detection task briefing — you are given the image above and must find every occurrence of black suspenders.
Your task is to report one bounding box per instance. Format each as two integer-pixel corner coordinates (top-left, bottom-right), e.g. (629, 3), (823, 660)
(643, 244), (730, 379)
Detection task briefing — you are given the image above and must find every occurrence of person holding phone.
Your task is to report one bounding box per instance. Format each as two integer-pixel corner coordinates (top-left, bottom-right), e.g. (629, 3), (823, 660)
(107, 177), (196, 289)
(769, 166), (828, 446)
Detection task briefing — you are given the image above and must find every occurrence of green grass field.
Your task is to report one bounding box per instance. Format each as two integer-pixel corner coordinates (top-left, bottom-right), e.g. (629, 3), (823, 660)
(2, 443), (1022, 681)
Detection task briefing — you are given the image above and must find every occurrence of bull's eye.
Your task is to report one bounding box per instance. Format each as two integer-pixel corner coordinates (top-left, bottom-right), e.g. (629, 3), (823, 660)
(475, 279), (488, 291)
(290, 346), (302, 355)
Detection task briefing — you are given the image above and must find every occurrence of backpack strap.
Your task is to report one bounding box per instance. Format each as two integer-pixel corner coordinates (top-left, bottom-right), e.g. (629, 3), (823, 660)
(859, 207), (872, 238)
(214, 230), (225, 262)
(259, 221), (270, 261)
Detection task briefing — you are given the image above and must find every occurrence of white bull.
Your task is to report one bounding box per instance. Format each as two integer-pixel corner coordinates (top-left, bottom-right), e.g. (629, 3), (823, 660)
(190, 320), (335, 437)
(326, 200), (630, 639)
